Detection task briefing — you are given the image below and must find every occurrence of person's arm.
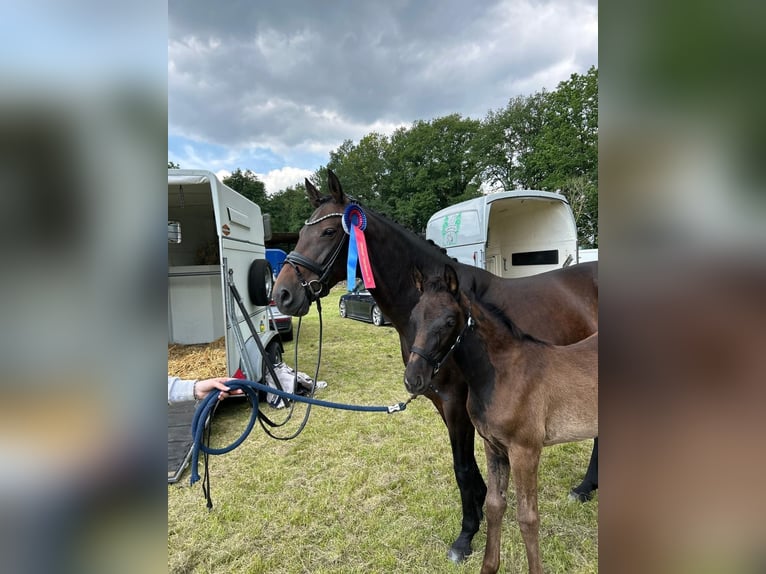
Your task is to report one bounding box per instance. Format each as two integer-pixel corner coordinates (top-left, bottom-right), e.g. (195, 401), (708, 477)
(168, 376), (241, 404)
(168, 376), (195, 403)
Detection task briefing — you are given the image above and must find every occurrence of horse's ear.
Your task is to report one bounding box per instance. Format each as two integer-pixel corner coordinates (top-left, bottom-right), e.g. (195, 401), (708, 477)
(305, 178), (322, 208)
(444, 264), (459, 297)
(412, 267), (425, 293)
(328, 169), (345, 204)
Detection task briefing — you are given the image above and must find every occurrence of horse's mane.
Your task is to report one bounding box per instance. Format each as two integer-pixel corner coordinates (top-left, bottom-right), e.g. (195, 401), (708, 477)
(319, 194), (457, 262)
(422, 275), (544, 345)
(425, 238), (456, 261)
(475, 297), (546, 345)
(365, 202), (457, 262)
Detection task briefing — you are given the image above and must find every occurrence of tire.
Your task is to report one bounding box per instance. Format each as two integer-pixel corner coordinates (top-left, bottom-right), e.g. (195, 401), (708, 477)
(372, 305), (384, 326)
(266, 340), (282, 365)
(339, 300), (347, 318)
(248, 259), (273, 306)
(259, 340), (283, 402)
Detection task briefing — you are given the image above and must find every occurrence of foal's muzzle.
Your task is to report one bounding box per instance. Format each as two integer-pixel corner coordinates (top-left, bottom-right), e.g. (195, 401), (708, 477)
(404, 355), (432, 395)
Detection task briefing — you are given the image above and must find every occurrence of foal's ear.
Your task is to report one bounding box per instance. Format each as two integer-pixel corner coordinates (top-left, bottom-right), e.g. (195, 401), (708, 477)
(412, 267), (425, 293)
(444, 264), (459, 297)
(328, 169), (346, 204)
(305, 178), (322, 208)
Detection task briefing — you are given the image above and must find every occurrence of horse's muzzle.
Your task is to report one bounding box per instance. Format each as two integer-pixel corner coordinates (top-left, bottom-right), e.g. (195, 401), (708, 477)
(404, 365), (430, 395)
(274, 284), (310, 316)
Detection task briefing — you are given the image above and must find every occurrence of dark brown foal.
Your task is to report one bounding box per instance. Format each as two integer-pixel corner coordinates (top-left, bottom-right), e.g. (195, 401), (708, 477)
(405, 265), (598, 574)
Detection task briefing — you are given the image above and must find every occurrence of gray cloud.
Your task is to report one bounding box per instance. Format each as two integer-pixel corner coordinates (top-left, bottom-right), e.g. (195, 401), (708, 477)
(169, 0), (597, 161)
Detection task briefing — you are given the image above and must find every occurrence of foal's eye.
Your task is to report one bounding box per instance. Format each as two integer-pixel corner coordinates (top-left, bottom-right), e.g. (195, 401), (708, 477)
(321, 228), (337, 237)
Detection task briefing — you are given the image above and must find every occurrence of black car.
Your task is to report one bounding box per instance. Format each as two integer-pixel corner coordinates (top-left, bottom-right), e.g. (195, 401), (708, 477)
(339, 286), (390, 326)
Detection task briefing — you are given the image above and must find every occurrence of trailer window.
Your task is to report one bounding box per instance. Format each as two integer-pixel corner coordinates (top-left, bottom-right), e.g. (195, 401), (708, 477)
(511, 250), (559, 266)
(429, 210), (482, 247)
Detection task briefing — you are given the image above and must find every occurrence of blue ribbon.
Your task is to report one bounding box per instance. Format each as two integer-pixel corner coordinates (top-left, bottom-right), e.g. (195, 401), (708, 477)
(347, 226), (358, 290)
(343, 205), (367, 290)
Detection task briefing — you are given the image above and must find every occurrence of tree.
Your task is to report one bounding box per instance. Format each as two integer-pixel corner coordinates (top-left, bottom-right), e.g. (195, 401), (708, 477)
(265, 183), (315, 233)
(559, 176), (598, 248)
(320, 116), (483, 232)
(168, 161), (180, 169)
(530, 67), (598, 191)
(383, 114), (483, 231)
(479, 67), (598, 245)
(223, 168), (267, 206)
(315, 67), (597, 243)
(479, 67), (597, 193)
(477, 92), (547, 190)
(321, 133), (390, 211)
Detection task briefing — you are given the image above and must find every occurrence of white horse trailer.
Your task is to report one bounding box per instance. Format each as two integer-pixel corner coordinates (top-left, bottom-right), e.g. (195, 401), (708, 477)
(167, 169), (281, 379)
(425, 191), (582, 278)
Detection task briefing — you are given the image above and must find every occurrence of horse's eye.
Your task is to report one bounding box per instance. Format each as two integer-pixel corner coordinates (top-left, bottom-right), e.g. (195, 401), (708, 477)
(321, 228), (337, 237)
(446, 317), (456, 328)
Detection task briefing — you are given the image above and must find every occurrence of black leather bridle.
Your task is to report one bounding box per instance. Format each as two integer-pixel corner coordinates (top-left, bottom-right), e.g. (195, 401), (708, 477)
(284, 211), (348, 302)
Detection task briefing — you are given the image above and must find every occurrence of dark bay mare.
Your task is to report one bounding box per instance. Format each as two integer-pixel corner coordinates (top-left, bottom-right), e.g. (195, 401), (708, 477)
(273, 170), (598, 562)
(405, 266), (598, 574)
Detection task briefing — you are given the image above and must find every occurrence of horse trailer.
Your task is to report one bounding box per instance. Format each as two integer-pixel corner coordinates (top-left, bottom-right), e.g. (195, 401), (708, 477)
(425, 191), (582, 278)
(167, 169), (281, 379)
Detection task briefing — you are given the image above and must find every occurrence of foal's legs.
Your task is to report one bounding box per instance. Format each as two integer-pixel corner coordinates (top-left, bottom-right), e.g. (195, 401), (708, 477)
(480, 442), (510, 574)
(508, 442), (543, 574)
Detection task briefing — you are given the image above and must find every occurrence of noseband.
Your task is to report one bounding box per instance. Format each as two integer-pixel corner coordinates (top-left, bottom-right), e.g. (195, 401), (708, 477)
(410, 306), (475, 376)
(284, 212), (348, 302)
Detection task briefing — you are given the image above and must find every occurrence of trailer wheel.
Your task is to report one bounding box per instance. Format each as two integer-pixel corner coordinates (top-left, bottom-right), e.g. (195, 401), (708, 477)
(258, 340), (284, 403)
(266, 339), (283, 366)
(248, 259), (273, 306)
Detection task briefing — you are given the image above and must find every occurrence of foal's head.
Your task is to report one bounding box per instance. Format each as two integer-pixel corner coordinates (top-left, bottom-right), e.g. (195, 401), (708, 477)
(404, 265), (469, 395)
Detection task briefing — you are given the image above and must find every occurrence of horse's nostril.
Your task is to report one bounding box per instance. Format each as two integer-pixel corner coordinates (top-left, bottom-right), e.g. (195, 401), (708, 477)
(278, 287), (292, 307)
(405, 369), (427, 395)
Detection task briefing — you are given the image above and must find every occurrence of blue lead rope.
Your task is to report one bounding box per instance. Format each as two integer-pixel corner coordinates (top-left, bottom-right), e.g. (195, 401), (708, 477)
(190, 378), (412, 507)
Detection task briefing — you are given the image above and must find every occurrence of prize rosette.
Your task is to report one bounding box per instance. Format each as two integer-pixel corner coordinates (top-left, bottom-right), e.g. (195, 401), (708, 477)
(342, 204), (376, 290)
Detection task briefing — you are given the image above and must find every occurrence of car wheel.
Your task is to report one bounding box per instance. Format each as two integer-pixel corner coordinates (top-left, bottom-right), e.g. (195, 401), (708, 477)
(372, 305), (384, 326)
(339, 300), (347, 318)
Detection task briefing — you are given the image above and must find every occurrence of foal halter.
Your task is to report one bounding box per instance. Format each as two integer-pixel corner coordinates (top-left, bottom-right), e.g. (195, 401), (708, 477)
(410, 306), (475, 376)
(284, 211), (348, 301)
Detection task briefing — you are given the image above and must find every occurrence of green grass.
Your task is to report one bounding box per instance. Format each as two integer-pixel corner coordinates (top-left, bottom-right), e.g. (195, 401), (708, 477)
(168, 287), (598, 573)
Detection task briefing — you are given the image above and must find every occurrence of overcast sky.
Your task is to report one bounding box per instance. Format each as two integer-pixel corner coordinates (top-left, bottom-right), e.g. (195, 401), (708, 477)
(168, 0), (597, 194)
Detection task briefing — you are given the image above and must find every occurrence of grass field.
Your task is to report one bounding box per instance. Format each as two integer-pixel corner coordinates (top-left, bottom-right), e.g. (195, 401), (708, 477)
(168, 287), (598, 573)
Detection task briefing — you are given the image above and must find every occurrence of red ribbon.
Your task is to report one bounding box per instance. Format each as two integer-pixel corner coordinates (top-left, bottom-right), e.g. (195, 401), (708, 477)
(353, 225), (375, 289)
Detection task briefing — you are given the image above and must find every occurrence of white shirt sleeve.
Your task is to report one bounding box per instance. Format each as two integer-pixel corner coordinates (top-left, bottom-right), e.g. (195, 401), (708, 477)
(168, 376), (195, 403)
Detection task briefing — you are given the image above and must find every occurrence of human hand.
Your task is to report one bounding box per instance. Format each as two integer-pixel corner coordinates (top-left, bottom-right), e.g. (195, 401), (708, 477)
(193, 377), (243, 401)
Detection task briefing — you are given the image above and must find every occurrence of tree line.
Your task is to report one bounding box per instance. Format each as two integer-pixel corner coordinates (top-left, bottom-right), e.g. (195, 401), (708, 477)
(170, 66), (597, 247)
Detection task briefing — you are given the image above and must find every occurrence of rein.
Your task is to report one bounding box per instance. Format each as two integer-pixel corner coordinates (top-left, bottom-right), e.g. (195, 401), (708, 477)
(192, 251), (415, 510)
(190, 351), (416, 510)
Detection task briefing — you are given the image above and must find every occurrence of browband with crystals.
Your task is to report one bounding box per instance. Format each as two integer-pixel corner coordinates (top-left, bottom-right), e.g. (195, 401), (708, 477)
(304, 212), (344, 226)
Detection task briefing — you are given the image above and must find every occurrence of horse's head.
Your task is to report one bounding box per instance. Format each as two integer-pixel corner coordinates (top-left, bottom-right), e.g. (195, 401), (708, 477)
(274, 170), (352, 316)
(405, 264), (469, 395)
